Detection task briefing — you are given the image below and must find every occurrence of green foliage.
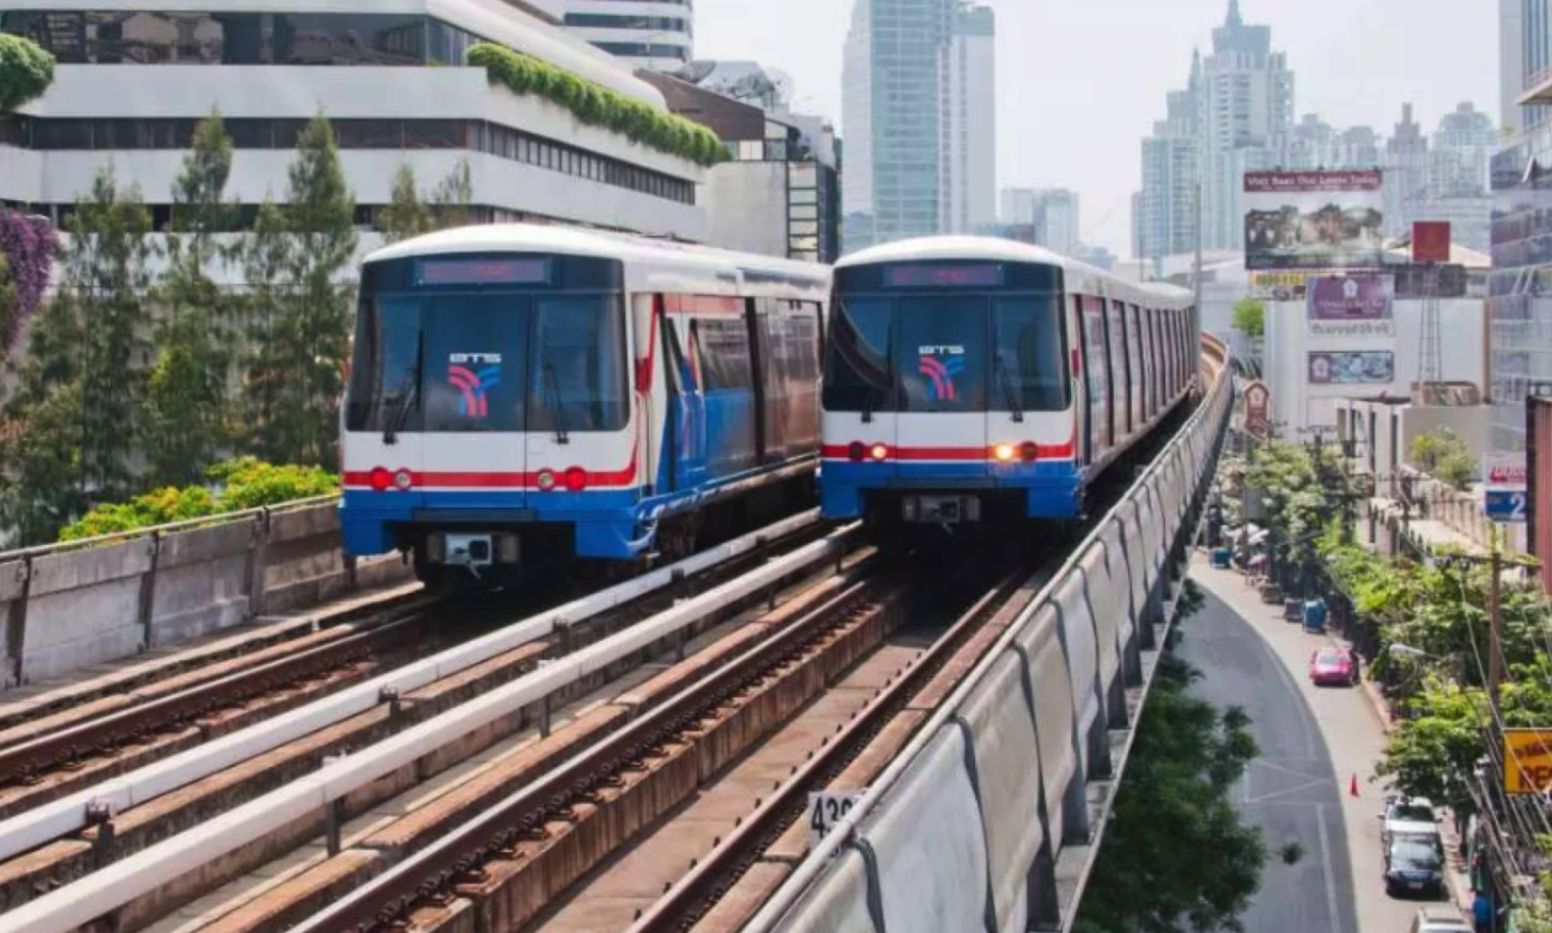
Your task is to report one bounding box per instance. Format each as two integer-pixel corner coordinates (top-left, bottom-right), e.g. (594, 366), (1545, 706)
(380, 163), (434, 243)
(1245, 442), (1330, 578)
(0, 252), (15, 370)
(467, 43), (726, 166)
(1377, 677), (1490, 814)
(208, 457), (338, 510)
(1075, 656), (1266, 933)
(0, 380), (86, 543)
(1232, 298), (1265, 340)
(146, 110), (239, 486)
(1410, 428), (1477, 490)
(430, 159), (474, 229)
(241, 113), (357, 467)
(0, 34), (54, 113)
(57, 458), (339, 541)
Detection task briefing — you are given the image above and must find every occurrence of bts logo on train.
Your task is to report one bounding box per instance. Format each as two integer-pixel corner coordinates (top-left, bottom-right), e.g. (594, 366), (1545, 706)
(447, 353), (503, 420)
(918, 345), (967, 402)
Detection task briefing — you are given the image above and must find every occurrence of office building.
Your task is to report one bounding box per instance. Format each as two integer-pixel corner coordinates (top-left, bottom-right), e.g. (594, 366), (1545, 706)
(0, 1), (708, 242)
(943, 4), (996, 234)
(1134, 57), (1201, 268)
(1002, 186), (1080, 256)
(842, 0), (992, 252)
(563, 0), (693, 72)
(645, 66), (840, 263)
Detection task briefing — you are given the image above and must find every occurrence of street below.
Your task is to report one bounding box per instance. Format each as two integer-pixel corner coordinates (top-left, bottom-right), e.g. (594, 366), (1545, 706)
(1186, 557), (1440, 932)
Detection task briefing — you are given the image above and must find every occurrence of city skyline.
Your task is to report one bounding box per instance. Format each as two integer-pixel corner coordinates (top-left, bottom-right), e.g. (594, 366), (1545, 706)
(696, 0), (1497, 257)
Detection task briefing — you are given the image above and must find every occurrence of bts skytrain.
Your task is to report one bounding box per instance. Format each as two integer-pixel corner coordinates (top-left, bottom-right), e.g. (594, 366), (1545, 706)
(818, 236), (1197, 529)
(338, 224), (829, 585)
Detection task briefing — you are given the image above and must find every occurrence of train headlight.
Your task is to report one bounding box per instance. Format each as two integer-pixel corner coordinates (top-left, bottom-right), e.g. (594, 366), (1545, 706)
(393, 469), (414, 491)
(848, 441), (865, 463)
(536, 469), (557, 492)
(994, 444), (1016, 463)
(369, 467), (393, 492)
(564, 467), (588, 492)
(1019, 442), (1040, 463)
(869, 444), (889, 462)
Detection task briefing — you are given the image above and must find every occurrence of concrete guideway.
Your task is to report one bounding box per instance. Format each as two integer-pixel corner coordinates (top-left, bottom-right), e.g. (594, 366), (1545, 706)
(1188, 557), (1452, 932)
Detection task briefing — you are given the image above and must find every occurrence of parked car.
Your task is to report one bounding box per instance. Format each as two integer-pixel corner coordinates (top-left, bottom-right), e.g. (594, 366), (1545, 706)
(1411, 904), (1471, 932)
(1309, 647), (1359, 686)
(1382, 797), (1443, 851)
(1385, 835), (1445, 896)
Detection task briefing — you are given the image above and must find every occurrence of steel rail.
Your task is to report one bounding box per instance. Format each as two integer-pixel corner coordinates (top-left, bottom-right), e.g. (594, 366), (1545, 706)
(0, 518), (852, 933)
(0, 510), (822, 868)
(627, 565), (1034, 933)
(0, 596), (436, 787)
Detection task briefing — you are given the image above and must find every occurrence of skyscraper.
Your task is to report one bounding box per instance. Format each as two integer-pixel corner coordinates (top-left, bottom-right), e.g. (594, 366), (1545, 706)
(1134, 56), (1201, 266)
(842, 0), (992, 252)
(944, 4), (997, 234)
(1002, 187), (1081, 256)
(1196, 0), (1294, 250)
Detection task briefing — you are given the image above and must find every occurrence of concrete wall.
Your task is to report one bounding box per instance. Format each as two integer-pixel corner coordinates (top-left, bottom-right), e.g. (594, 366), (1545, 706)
(705, 161), (788, 258)
(0, 501), (411, 687)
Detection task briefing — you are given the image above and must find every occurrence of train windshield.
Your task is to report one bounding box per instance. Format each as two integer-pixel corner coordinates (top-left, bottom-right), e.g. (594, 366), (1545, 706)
(823, 292), (1068, 414)
(346, 292), (627, 434)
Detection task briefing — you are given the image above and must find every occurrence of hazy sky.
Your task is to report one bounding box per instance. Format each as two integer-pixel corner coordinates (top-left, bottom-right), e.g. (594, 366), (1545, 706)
(695, 0), (1500, 257)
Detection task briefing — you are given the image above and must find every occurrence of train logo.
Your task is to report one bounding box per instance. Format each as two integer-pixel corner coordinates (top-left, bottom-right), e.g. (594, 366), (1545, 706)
(918, 346), (966, 403)
(448, 353), (503, 419)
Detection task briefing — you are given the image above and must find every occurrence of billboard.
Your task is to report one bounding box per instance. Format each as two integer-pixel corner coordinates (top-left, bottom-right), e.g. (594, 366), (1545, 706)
(1505, 730), (1552, 794)
(1243, 381), (1271, 440)
(1244, 170), (1385, 270)
(1307, 275), (1397, 338)
(1413, 221), (1452, 263)
(1307, 351), (1395, 385)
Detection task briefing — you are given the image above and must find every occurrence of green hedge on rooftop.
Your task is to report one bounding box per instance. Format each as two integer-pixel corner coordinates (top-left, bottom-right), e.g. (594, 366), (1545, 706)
(467, 43), (727, 167)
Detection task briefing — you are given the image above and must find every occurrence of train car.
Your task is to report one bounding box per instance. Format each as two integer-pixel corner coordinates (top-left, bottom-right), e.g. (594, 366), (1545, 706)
(340, 224), (830, 584)
(819, 236), (1196, 529)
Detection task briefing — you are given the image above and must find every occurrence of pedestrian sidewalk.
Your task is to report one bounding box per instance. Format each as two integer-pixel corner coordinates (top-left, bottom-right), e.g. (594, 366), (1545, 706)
(1191, 551), (1474, 918)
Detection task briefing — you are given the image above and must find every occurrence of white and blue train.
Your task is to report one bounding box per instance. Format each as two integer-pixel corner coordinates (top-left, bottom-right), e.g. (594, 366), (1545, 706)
(339, 224), (829, 584)
(819, 237), (1197, 529)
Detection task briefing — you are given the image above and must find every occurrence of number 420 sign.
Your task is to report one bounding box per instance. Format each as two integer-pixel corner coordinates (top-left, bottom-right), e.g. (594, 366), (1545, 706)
(808, 791), (864, 846)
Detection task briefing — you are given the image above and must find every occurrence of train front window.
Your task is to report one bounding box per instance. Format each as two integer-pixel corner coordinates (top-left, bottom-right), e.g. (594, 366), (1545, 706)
(823, 297), (893, 413)
(992, 295), (1069, 412)
(346, 291), (627, 435)
(896, 297), (988, 413)
(529, 296), (628, 433)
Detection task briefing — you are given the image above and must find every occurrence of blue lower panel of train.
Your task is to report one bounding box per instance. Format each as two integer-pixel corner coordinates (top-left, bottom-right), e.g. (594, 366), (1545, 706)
(819, 460), (1085, 523)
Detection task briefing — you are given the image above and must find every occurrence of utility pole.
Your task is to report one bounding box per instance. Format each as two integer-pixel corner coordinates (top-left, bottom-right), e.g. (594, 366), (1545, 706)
(1442, 530), (1534, 719)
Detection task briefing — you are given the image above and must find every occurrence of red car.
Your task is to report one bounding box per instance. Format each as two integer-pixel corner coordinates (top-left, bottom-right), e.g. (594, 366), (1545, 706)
(1309, 647), (1359, 686)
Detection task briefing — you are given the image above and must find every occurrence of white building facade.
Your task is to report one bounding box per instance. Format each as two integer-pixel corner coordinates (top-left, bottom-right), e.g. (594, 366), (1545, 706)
(562, 0), (693, 73)
(0, 1), (708, 242)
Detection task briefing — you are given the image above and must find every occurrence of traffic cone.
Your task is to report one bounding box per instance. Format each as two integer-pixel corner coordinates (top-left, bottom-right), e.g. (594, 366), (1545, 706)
(1349, 774), (1360, 797)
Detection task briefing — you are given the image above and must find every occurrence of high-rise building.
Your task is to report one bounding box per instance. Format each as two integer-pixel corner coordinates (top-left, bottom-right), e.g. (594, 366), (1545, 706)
(944, 4), (996, 234)
(563, 0), (693, 72)
(842, 0), (991, 252)
(1133, 56), (1201, 266)
(1385, 103), (1431, 239)
(1196, 0), (1294, 251)
(1491, 1), (1552, 455)
(1503, 0), (1529, 132)
(1001, 187), (1080, 256)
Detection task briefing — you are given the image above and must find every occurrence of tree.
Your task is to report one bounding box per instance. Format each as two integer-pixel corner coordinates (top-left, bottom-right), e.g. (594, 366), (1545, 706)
(430, 159), (473, 228)
(379, 163), (434, 243)
(0, 34), (54, 113)
(242, 113), (358, 465)
(1075, 655), (1266, 933)
(0, 380), (86, 542)
(145, 110), (239, 485)
(1410, 428), (1478, 490)
(1232, 298), (1265, 340)
(49, 167), (156, 502)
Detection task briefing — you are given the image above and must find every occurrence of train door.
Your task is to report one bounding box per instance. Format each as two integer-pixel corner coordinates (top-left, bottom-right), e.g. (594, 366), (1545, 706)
(1126, 304), (1144, 431)
(1105, 298), (1130, 443)
(661, 300), (708, 491)
(1077, 295), (1111, 465)
(525, 292), (631, 496)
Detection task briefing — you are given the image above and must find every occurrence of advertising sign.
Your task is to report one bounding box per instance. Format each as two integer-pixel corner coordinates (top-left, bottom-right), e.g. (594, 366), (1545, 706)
(1505, 730), (1552, 794)
(1244, 170), (1386, 270)
(1243, 380), (1271, 440)
(1307, 351), (1395, 385)
(1485, 452), (1529, 525)
(1307, 275), (1397, 338)
(1413, 221), (1452, 263)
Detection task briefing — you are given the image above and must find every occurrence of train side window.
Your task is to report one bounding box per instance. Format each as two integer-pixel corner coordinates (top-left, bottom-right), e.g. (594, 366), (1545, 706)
(694, 315), (754, 391)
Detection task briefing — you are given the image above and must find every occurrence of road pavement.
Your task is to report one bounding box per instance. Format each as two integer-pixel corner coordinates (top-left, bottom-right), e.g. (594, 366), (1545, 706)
(1185, 557), (1436, 932)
